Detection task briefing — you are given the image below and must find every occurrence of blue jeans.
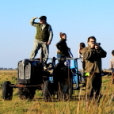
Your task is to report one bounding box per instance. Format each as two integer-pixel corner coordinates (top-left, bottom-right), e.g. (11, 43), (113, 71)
(57, 54), (62, 58)
(57, 54), (62, 63)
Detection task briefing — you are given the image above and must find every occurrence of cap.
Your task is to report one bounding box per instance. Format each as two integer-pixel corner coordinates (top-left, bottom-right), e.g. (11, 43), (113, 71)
(39, 16), (47, 20)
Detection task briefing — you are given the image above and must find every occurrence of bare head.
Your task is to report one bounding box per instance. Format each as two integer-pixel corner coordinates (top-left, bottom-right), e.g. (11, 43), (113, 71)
(59, 32), (67, 39)
(112, 50), (114, 56)
(79, 42), (86, 50)
(87, 36), (96, 47)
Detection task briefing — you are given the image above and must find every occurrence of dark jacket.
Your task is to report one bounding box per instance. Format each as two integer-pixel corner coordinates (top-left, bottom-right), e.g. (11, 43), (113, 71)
(82, 46), (107, 73)
(56, 39), (70, 57)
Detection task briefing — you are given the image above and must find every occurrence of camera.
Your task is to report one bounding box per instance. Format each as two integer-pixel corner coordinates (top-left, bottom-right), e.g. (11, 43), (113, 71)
(95, 43), (101, 46)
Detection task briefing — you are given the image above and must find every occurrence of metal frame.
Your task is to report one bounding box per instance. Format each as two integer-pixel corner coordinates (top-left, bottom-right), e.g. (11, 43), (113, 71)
(47, 57), (81, 90)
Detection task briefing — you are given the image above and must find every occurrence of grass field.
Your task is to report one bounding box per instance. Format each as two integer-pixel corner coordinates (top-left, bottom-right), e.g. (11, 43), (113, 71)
(0, 70), (114, 114)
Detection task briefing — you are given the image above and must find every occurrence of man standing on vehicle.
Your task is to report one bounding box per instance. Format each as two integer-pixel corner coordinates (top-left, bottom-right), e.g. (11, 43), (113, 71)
(30, 16), (53, 65)
(82, 36), (107, 101)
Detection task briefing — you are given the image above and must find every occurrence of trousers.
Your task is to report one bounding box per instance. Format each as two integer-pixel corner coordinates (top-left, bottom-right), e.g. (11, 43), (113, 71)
(86, 73), (102, 100)
(30, 39), (49, 63)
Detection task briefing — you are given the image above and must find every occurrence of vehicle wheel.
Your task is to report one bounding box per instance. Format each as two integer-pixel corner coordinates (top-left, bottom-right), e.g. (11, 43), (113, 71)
(28, 88), (35, 99)
(18, 87), (35, 100)
(43, 80), (52, 102)
(2, 81), (13, 100)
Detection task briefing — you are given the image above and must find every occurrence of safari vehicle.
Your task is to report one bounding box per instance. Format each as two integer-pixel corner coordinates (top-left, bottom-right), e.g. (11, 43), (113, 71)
(2, 57), (85, 101)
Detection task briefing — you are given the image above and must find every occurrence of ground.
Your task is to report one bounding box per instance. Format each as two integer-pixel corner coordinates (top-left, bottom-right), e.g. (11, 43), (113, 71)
(0, 70), (114, 114)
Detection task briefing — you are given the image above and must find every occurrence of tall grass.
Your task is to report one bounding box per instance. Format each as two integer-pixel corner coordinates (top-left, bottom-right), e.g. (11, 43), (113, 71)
(0, 70), (114, 114)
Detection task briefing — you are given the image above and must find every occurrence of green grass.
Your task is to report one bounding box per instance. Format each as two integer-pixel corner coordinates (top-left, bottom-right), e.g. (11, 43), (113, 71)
(0, 70), (114, 114)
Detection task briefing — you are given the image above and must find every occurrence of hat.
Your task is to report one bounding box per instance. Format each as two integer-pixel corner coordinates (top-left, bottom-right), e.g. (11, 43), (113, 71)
(39, 16), (47, 20)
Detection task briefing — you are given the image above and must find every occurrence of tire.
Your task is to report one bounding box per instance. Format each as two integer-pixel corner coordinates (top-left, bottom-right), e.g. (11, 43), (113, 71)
(18, 87), (35, 100)
(2, 81), (13, 100)
(43, 80), (52, 102)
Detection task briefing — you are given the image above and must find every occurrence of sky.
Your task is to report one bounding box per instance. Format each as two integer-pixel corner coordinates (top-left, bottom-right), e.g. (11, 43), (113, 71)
(0, 0), (114, 69)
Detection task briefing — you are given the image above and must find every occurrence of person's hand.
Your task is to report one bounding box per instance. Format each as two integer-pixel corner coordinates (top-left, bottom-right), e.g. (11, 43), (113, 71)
(95, 45), (99, 49)
(57, 50), (60, 52)
(33, 17), (38, 19)
(46, 41), (51, 45)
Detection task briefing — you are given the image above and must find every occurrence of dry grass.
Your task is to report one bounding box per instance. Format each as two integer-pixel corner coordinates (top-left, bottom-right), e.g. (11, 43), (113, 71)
(0, 70), (114, 114)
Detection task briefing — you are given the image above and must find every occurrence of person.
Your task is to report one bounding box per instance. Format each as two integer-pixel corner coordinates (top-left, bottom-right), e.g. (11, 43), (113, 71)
(56, 32), (71, 58)
(109, 50), (114, 84)
(78, 42), (86, 70)
(77, 42), (86, 86)
(82, 36), (107, 101)
(78, 42), (86, 58)
(56, 32), (72, 66)
(30, 16), (53, 65)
